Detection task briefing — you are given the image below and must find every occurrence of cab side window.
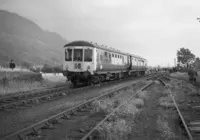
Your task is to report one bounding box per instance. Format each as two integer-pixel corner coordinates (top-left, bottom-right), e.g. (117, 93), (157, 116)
(84, 49), (93, 62)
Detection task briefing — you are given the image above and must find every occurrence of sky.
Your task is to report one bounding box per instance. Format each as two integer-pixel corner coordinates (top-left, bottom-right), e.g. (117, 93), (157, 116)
(1, 0), (200, 67)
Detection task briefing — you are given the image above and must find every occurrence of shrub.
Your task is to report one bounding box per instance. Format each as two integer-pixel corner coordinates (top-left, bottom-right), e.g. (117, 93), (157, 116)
(156, 116), (176, 140)
(98, 118), (132, 140)
(136, 90), (148, 99)
(132, 98), (144, 108)
(91, 99), (115, 113)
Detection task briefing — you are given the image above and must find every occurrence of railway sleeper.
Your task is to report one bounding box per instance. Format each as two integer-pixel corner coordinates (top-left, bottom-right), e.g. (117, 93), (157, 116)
(71, 110), (78, 115)
(62, 113), (71, 119)
(51, 118), (63, 124)
(79, 128), (87, 133)
(42, 121), (55, 130)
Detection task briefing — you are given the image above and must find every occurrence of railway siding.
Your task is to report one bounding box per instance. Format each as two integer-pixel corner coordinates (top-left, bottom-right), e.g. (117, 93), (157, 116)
(159, 77), (200, 140)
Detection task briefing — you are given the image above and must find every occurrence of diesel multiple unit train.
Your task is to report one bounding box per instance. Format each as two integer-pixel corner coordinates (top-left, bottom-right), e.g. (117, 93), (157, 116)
(63, 40), (147, 86)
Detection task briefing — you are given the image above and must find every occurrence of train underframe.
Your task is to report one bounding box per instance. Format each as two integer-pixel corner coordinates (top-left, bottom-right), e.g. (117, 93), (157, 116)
(63, 70), (146, 87)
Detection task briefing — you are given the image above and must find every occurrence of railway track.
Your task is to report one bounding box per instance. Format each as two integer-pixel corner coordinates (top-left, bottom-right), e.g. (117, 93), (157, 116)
(1, 75), (156, 140)
(159, 78), (200, 140)
(80, 79), (154, 140)
(0, 74), (156, 111)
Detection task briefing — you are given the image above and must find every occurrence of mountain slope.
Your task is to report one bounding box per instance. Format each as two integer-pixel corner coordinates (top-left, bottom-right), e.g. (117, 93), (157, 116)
(0, 10), (67, 66)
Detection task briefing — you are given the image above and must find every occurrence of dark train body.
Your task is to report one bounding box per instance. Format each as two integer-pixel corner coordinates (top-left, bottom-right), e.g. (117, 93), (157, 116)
(63, 41), (147, 86)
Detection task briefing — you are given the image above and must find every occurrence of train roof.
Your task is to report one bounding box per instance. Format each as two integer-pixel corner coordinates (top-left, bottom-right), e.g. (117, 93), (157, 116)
(64, 40), (147, 61)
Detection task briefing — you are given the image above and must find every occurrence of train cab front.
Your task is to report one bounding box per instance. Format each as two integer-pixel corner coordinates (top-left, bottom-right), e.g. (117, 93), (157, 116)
(63, 44), (95, 86)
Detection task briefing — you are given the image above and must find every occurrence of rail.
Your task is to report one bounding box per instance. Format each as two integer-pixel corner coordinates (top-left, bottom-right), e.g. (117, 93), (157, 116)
(158, 78), (194, 140)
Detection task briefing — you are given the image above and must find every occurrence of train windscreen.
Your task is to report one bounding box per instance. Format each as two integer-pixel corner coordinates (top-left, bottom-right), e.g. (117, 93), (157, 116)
(65, 48), (72, 61)
(84, 49), (92, 62)
(74, 49), (83, 61)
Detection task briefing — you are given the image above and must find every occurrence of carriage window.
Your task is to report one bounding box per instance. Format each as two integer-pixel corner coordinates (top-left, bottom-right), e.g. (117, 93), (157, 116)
(65, 48), (72, 61)
(74, 49), (83, 61)
(112, 54), (114, 57)
(84, 49), (92, 62)
(100, 55), (103, 62)
(105, 52), (108, 57)
(109, 53), (111, 62)
(115, 54), (117, 58)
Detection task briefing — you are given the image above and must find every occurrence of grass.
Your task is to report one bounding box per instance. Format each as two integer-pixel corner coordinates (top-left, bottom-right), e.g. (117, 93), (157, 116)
(136, 90), (149, 100)
(170, 71), (200, 87)
(156, 116), (176, 140)
(98, 118), (132, 140)
(94, 90), (148, 140)
(0, 70), (66, 96)
(91, 99), (115, 113)
(0, 71), (43, 95)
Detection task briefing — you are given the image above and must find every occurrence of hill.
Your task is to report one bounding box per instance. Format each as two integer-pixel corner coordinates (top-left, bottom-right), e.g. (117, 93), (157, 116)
(0, 10), (67, 67)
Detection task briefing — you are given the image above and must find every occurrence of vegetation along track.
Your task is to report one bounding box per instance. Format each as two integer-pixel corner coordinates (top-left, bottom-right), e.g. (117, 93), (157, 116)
(0, 74), (156, 111)
(0, 75), (157, 140)
(80, 79), (154, 140)
(159, 78), (199, 140)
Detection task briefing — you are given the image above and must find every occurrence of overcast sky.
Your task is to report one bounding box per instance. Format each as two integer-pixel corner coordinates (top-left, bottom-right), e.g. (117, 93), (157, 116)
(1, 0), (200, 67)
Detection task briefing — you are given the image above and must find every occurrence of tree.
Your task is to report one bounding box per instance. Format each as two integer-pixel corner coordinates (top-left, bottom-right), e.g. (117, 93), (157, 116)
(193, 57), (200, 70)
(177, 48), (195, 67)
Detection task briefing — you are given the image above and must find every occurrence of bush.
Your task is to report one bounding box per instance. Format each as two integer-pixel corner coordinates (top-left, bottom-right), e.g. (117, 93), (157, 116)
(98, 118), (132, 140)
(156, 116), (176, 140)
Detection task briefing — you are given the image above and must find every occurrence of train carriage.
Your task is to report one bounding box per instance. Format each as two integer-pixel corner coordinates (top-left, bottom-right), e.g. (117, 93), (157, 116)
(63, 40), (147, 86)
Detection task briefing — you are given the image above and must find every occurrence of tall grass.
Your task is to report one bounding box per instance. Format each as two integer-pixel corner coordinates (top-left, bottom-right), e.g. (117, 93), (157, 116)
(98, 118), (132, 140)
(0, 71), (43, 95)
(95, 97), (144, 140)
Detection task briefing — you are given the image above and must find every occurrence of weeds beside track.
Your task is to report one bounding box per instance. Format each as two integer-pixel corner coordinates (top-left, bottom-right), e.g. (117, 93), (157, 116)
(159, 78), (194, 140)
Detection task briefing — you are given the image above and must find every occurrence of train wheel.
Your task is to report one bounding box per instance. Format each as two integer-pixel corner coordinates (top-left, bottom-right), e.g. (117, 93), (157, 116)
(87, 76), (93, 86)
